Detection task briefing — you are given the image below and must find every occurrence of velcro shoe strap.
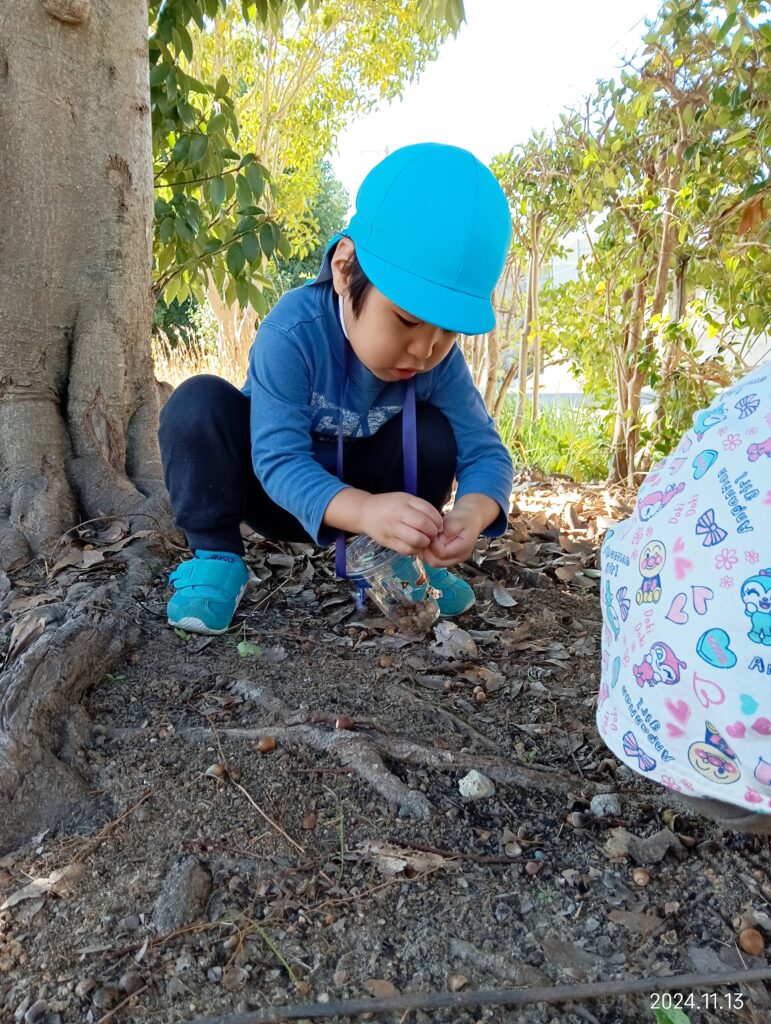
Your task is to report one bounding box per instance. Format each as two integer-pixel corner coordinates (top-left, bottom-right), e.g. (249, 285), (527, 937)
(169, 558), (245, 594)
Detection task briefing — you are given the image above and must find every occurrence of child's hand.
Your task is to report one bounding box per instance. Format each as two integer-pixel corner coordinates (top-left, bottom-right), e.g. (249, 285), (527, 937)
(423, 505), (480, 567)
(423, 494), (499, 568)
(360, 492), (443, 555)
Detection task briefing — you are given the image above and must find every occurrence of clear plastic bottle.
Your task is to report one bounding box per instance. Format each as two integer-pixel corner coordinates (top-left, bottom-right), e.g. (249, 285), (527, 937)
(345, 535), (439, 635)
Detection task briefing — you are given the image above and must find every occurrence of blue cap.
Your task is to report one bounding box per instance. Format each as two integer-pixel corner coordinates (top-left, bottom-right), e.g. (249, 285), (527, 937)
(337, 143), (511, 335)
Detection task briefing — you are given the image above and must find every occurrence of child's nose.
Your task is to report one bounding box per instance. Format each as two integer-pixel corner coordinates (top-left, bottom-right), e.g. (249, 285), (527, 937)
(406, 329), (441, 361)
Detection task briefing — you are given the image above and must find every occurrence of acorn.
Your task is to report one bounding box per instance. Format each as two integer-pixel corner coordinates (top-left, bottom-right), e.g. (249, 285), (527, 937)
(205, 762), (226, 779)
(738, 928), (764, 957)
(335, 716), (355, 730)
(255, 736), (276, 753)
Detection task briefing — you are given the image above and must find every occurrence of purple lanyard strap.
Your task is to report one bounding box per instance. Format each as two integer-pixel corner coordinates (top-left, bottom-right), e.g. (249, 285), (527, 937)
(333, 328), (417, 580)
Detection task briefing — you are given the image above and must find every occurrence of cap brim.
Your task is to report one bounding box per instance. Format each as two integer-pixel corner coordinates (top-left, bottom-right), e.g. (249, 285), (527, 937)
(354, 243), (495, 336)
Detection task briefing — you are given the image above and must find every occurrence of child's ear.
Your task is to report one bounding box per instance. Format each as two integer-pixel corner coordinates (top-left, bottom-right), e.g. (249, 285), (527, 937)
(330, 236), (356, 295)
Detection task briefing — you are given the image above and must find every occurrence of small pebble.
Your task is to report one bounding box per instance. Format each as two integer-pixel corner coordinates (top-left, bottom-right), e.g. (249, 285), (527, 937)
(74, 978), (96, 999)
(24, 1000), (47, 1024)
(589, 793), (622, 817)
(119, 972), (144, 996)
(458, 770), (495, 800)
(448, 974), (469, 992)
(524, 861), (541, 876)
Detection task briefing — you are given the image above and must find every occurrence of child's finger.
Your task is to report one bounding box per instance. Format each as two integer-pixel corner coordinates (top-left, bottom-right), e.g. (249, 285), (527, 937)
(406, 496), (444, 530)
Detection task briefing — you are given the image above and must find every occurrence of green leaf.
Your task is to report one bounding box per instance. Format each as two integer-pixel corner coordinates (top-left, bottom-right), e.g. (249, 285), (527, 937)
(210, 176), (226, 208)
(172, 135), (191, 163)
(215, 74), (230, 99)
(716, 11), (737, 43)
(275, 230), (292, 260)
(242, 231), (261, 262)
(246, 162), (264, 198)
(236, 173), (253, 210)
(653, 1008), (691, 1024)
(150, 62), (170, 87)
(249, 284), (268, 317)
(174, 628), (191, 641)
(259, 222), (275, 256)
(207, 113), (228, 135)
(236, 275), (250, 308)
(237, 641), (262, 657)
(188, 134), (209, 163)
(175, 218), (195, 244)
(226, 241), (246, 276)
(159, 217), (175, 243)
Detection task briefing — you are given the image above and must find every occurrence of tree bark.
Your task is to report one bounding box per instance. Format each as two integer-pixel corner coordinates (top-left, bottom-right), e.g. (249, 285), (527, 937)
(0, 0), (166, 571)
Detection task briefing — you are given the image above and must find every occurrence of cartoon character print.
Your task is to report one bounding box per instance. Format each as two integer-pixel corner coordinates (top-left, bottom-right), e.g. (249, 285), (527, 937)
(604, 581), (620, 640)
(638, 481), (685, 522)
(633, 641), (687, 688)
(741, 570), (771, 646)
(688, 722), (741, 785)
(747, 437), (771, 462)
(636, 540), (666, 605)
(693, 404), (726, 440)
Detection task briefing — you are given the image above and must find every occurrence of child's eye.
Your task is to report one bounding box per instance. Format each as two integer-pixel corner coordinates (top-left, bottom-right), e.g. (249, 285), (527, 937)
(395, 313), (420, 328)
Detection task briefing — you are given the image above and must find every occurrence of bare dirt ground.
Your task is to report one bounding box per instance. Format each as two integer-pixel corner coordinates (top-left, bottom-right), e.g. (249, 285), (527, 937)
(1, 480), (770, 1024)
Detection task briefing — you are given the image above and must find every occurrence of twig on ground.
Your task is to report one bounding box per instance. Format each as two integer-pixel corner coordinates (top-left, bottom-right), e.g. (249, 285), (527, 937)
(229, 777), (305, 856)
(176, 967), (771, 1024)
(95, 984), (148, 1024)
(73, 791), (153, 864)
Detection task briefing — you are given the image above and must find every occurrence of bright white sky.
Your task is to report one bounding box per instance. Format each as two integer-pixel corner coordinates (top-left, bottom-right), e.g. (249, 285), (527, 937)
(331, 0), (663, 209)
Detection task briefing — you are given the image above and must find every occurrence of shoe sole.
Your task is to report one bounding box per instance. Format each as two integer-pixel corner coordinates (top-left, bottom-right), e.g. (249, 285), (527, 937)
(168, 581), (248, 636)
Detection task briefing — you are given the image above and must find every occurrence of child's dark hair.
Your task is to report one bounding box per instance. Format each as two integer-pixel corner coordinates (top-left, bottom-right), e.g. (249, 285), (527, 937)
(345, 249), (372, 319)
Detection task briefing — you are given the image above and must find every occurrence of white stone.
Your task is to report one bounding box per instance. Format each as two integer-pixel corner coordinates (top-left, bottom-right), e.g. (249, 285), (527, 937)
(458, 770), (495, 799)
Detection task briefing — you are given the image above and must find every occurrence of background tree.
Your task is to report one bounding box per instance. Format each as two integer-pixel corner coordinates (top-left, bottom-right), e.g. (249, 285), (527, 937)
(182, 0), (448, 373)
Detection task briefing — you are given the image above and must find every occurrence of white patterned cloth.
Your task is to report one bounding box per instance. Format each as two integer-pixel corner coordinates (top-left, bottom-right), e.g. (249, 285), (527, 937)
(598, 361), (771, 819)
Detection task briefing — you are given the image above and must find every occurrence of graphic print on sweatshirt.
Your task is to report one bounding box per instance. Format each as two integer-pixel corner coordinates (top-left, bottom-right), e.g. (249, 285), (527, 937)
(597, 361), (771, 816)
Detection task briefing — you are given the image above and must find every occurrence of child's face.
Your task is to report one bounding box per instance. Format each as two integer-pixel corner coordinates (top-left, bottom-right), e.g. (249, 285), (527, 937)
(331, 240), (458, 383)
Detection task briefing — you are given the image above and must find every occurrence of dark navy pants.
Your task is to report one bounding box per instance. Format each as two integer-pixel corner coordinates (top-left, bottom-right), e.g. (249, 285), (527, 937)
(158, 375), (457, 555)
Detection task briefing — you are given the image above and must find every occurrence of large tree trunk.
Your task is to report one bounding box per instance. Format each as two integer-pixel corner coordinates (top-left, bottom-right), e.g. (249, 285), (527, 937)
(0, 0), (166, 571)
(0, 0), (169, 851)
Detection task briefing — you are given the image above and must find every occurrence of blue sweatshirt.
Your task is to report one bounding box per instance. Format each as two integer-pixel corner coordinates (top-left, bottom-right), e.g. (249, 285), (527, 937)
(242, 269), (513, 546)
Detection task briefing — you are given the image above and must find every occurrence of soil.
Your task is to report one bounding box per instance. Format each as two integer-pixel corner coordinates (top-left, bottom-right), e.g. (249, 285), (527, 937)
(1, 482), (770, 1024)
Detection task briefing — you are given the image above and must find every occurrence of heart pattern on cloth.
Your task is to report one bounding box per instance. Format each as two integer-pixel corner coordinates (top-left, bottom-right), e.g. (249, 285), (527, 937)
(673, 537), (693, 579)
(665, 723), (686, 738)
(691, 586), (714, 615)
(665, 698), (691, 725)
(666, 593), (689, 625)
(744, 789), (763, 804)
(696, 628), (737, 670)
(752, 717), (771, 736)
(740, 694), (760, 715)
(726, 721), (747, 739)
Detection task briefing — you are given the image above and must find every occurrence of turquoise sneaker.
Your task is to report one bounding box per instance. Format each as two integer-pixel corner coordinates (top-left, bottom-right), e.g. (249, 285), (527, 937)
(167, 550), (249, 635)
(392, 557), (475, 617)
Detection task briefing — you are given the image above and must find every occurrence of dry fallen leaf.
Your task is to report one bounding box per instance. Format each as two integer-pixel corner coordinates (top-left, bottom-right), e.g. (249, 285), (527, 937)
(430, 622), (478, 660)
(357, 840), (460, 878)
(1, 863), (85, 909)
(5, 613), (46, 666)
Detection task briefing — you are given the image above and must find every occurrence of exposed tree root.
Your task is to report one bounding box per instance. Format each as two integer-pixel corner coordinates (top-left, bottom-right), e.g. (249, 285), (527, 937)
(0, 543), (162, 851)
(103, 681), (616, 821)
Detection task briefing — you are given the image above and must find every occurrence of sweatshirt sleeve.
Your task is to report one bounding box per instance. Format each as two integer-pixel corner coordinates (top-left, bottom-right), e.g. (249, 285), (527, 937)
(427, 346), (513, 536)
(246, 322), (348, 544)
